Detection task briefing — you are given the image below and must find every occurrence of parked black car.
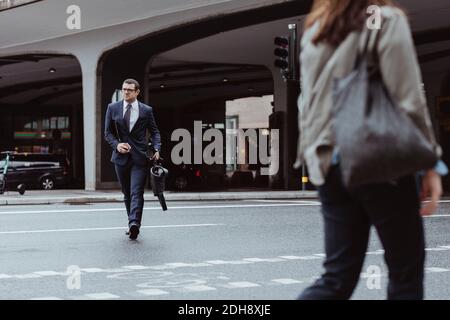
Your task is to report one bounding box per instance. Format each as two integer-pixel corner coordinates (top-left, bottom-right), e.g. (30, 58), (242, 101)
(0, 152), (69, 190)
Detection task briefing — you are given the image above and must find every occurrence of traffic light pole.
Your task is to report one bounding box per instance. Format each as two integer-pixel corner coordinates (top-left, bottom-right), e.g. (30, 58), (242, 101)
(287, 24), (307, 191)
(288, 24), (299, 82)
(274, 23), (306, 191)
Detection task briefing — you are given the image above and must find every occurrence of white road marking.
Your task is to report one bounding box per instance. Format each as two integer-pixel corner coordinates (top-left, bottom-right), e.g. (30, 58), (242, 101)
(243, 258), (285, 263)
(0, 208), (126, 215)
(0, 223), (223, 235)
(247, 199), (320, 205)
(164, 263), (194, 268)
(271, 278), (303, 284)
(147, 265), (172, 270)
(278, 256), (303, 260)
(425, 247), (450, 251)
(296, 256), (322, 260)
(424, 215), (450, 218)
(5, 200), (450, 216)
(122, 265), (151, 270)
(4, 244), (450, 283)
(366, 250), (384, 255)
(80, 268), (104, 273)
(136, 289), (170, 296)
(30, 297), (63, 300)
(224, 260), (254, 265)
(84, 292), (120, 300)
(243, 258), (270, 262)
(204, 260), (229, 265)
(0, 203), (319, 216)
(14, 274), (42, 279)
(224, 281), (261, 288)
(33, 271), (65, 276)
(425, 267), (450, 273)
(101, 268), (129, 273)
(186, 263), (213, 268)
(178, 285), (217, 292)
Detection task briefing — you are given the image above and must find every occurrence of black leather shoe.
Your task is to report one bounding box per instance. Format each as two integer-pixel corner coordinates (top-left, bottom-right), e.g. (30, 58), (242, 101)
(129, 224), (140, 240)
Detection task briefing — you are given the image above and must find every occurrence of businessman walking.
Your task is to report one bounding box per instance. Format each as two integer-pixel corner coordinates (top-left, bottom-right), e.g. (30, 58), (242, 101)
(105, 79), (161, 240)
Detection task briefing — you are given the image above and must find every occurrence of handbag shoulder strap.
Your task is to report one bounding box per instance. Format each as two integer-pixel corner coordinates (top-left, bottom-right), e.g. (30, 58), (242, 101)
(355, 22), (383, 69)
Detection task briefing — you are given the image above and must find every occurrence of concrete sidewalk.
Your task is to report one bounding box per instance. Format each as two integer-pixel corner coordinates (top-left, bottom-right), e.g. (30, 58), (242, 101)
(0, 189), (319, 205)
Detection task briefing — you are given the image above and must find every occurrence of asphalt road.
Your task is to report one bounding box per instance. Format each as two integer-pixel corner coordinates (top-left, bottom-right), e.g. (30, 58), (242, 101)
(1, 199), (450, 300)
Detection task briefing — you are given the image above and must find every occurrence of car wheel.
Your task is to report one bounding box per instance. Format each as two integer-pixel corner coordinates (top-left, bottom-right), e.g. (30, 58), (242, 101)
(174, 175), (188, 190)
(41, 177), (55, 190)
(17, 184), (26, 195)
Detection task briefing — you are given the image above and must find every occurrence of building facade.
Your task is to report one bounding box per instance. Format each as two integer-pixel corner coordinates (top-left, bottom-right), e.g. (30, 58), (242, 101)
(0, 0), (449, 190)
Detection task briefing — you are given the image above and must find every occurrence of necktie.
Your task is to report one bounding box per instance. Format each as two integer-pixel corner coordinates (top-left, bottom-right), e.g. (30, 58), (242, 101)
(124, 104), (132, 132)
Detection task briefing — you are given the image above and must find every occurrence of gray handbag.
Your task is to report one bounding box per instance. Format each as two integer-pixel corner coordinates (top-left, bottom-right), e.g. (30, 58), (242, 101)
(332, 28), (438, 188)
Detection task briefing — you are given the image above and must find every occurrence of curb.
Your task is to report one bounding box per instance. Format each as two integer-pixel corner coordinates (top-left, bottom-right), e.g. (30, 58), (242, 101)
(0, 191), (319, 205)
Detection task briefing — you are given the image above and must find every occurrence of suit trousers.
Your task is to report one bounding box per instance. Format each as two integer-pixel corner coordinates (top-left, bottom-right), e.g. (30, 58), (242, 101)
(115, 158), (147, 228)
(298, 164), (425, 300)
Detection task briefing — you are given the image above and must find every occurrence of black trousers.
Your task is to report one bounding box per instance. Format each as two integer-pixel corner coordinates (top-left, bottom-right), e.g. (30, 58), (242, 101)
(299, 164), (425, 300)
(115, 160), (147, 228)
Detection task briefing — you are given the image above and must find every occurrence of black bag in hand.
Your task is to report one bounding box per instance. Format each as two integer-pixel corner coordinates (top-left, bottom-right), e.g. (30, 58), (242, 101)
(149, 160), (168, 211)
(332, 28), (437, 188)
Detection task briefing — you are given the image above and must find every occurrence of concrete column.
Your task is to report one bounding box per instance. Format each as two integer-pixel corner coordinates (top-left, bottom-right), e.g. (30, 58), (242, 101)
(71, 103), (83, 188)
(79, 55), (100, 190)
(98, 51), (149, 189)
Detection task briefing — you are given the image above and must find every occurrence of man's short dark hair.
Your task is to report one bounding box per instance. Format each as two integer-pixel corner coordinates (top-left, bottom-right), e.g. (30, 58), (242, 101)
(123, 78), (140, 91)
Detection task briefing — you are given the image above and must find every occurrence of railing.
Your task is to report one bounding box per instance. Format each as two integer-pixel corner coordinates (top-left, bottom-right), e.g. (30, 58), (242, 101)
(0, 0), (42, 12)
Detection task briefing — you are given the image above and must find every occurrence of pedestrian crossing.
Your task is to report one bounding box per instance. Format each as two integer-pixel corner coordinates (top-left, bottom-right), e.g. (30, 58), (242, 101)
(0, 243), (449, 300)
(25, 265), (450, 300)
(32, 278), (307, 300)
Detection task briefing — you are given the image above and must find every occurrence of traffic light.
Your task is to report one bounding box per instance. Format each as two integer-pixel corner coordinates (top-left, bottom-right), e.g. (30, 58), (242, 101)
(274, 36), (290, 79)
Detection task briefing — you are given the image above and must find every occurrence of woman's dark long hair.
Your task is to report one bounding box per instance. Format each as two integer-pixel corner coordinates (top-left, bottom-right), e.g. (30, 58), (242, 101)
(305, 0), (399, 47)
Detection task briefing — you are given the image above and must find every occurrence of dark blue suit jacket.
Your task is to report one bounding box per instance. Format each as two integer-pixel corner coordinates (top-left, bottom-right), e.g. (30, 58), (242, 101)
(104, 100), (161, 166)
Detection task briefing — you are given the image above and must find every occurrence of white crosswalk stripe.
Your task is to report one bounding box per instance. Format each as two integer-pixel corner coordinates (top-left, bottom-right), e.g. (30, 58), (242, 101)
(33, 271), (66, 276)
(122, 265), (151, 270)
(0, 248), (444, 280)
(136, 289), (170, 296)
(178, 285), (217, 292)
(224, 281), (261, 288)
(296, 256), (322, 260)
(366, 250), (384, 255)
(271, 278), (303, 284)
(14, 274), (42, 279)
(84, 292), (120, 299)
(101, 268), (129, 273)
(80, 268), (104, 273)
(243, 258), (285, 263)
(425, 267), (450, 273)
(2, 242), (450, 299)
(204, 260), (228, 265)
(278, 255), (303, 260)
(164, 263), (196, 268)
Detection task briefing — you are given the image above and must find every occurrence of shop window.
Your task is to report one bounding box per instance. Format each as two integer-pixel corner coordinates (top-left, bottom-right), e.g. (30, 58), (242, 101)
(14, 115), (70, 140)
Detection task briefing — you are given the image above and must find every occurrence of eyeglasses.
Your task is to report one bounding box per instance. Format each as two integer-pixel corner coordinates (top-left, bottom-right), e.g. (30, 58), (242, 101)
(122, 88), (136, 92)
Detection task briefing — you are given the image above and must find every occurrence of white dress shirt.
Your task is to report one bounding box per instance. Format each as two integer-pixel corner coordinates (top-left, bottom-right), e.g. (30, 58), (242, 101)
(123, 100), (139, 132)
